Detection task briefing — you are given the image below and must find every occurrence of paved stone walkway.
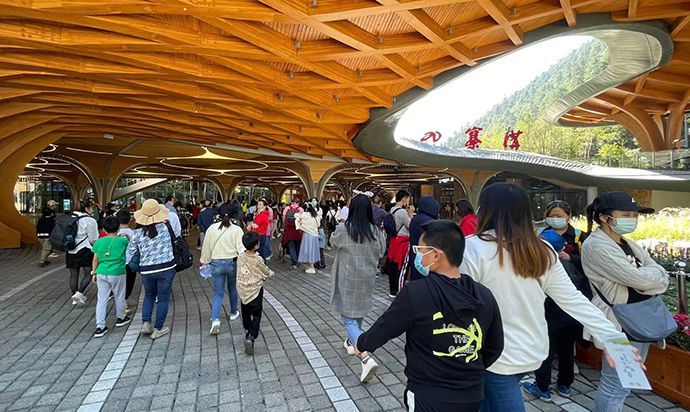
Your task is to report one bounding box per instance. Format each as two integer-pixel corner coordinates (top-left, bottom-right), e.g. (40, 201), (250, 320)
(0, 240), (687, 412)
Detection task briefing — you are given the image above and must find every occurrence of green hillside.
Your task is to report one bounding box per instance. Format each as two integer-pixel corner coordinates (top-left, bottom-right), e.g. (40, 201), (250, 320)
(446, 39), (638, 164)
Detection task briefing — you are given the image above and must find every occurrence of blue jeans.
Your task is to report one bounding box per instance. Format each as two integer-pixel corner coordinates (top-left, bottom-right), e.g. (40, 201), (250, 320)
(141, 267), (176, 329)
(259, 235), (271, 260)
(211, 259), (238, 320)
(287, 240), (299, 265)
(595, 341), (650, 412)
(342, 316), (363, 346)
(481, 371), (525, 412)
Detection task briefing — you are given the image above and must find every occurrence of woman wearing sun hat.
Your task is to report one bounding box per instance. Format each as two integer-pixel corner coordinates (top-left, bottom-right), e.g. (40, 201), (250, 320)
(127, 199), (180, 340)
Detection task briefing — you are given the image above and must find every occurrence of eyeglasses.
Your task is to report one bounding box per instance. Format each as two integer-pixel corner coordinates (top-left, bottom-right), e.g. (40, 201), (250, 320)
(412, 245), (443, 254)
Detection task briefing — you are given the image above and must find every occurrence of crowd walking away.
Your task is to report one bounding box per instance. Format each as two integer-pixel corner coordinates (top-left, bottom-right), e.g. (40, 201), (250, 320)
(42, 186), (665, 412)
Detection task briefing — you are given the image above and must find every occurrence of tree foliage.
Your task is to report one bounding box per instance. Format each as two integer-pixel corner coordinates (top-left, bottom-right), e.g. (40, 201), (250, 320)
(447, 40), (639, 164)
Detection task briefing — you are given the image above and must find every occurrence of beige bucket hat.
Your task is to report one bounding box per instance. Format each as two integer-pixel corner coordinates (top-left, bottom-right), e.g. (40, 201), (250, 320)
(133, 198), (169, 225)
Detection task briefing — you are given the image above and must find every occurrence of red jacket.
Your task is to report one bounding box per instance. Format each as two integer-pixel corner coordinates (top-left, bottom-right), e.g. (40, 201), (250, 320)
(253, 210), (270, 236)
(460, 214), (478, 237)
(388, 235), (410, 269)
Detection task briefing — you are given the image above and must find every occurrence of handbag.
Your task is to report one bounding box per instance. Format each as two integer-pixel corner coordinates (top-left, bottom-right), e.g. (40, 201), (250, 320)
(199, 227), (229, 279)
(593, 285), (676, 342)
(165, 221), (193, 272)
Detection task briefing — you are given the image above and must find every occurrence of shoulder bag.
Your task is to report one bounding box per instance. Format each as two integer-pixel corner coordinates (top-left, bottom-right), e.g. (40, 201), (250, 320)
(592, 284), (676, 342)
(165, 221), (193, 272)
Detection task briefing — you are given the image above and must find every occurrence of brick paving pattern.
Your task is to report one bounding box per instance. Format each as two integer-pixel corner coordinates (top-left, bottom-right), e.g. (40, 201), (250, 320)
(0, 241), (687, 411)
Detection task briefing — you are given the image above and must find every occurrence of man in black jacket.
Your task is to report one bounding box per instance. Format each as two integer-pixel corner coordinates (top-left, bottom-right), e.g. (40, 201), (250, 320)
(356, 220), (504, 411)
(37, 200), (59, 267)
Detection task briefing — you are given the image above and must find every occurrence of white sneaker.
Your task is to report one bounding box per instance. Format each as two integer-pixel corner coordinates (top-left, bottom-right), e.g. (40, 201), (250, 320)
(360, 355), (379, 383)
(305, 268), (316, 274)
(49, 253), (59, 258)
(210, 320), (220, 335)
(229, 312), (240, 321)
(343, 339), (355, 356)
(72, 292), (86, 306)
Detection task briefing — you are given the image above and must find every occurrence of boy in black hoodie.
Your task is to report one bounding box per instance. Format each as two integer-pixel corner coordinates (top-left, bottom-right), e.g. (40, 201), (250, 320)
(356, 220), (504, 412)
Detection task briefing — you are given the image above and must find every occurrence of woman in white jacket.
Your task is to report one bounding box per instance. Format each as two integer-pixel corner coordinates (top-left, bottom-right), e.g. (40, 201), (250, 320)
(296, 202), (321, 274)
(581, 192), (668, 412)
(460, 183), (628, 412)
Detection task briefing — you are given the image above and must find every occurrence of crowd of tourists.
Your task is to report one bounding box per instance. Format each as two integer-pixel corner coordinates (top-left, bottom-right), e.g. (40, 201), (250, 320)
(36, 182), (673, 412)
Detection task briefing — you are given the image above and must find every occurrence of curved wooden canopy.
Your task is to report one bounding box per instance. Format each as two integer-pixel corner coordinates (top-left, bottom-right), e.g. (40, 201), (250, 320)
(1, 0), (689, 163)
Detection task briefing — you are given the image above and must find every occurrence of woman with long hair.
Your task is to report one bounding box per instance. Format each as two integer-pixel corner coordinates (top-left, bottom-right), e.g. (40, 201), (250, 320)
(128, 199), (181, 339)
(582, 192), (668, 411)
(200, 202), (245, 335)
(296, 202), (321, 273)
(330, 193), (386, 383)
(455, 198), (478, 237)
(460, 183), (628, 411)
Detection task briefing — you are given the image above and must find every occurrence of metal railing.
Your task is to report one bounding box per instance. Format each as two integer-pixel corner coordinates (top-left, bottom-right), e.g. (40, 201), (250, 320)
(672, 261), (688, 315)
(593, 149), (690, 170)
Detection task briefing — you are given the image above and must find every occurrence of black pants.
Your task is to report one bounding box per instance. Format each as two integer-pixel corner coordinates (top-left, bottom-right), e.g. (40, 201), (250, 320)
(534, 328), (577, 392)
(387, 260), (399, 295)
(69, 267), (91, 294)
(241, 287), (263, 339)
(125, 265), (136, 300)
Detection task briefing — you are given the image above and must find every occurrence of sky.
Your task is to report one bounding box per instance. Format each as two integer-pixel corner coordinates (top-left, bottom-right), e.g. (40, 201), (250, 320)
(394, 35), (595, 144)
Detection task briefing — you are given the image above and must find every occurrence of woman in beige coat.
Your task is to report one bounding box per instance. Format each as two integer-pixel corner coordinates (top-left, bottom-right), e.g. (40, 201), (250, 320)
(582, 191), (668, 412)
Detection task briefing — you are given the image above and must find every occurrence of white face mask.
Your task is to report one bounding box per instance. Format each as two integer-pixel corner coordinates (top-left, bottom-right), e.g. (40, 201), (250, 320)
(546, 217), (568, 230)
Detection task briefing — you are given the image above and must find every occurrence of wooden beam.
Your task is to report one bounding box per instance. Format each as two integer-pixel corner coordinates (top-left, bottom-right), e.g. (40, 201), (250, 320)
(400, 8), (476, 65)
(628, 0), (638, 19)
(559, 0), (576, 26)
(475, 0), (524, 46)
(616, 83), (683, 103)
(648, 71), (690, 86)
(309, 0), (475, 22)
(256, 1), (432, 89)
(671, 16), (690, 38)
(612, 3), (690, 21)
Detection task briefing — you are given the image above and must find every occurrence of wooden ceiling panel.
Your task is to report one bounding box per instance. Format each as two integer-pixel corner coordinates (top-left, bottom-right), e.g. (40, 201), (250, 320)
(264, 22), (331, 41)
(347, 12), (415, 36)
(1, 0), (689, 161)
(423, 3), (478, 28)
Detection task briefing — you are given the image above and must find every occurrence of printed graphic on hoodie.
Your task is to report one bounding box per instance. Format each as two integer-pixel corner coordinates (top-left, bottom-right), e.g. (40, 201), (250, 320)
(431, 312), (483, 363)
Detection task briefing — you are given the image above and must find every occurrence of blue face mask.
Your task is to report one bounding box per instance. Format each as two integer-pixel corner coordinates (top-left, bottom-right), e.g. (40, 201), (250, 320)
(610, 217), (638, 235)
(414, 251), (432, 277)
(311, 200), (318, 208)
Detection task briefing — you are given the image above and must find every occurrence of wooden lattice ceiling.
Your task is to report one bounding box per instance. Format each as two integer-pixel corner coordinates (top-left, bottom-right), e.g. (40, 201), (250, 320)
(1, 0), (690, 161)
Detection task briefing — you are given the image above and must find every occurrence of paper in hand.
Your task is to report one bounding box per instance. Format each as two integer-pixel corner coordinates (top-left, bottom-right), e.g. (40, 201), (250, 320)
(603, 339), (652, 390)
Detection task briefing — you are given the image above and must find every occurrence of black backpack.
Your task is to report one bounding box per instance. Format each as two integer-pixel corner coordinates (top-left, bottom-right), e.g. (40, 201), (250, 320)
(383, 208), (406, 237)
(326, 211), (337, 231)
(50, 213), (87, 252)
(286, 207), (298, 225)
(164, 221), (193, 272)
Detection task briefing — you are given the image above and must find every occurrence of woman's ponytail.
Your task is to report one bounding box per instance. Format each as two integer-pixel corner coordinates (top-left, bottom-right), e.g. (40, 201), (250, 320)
(585, 203), (595, 235)
(220, 214), (231, 229)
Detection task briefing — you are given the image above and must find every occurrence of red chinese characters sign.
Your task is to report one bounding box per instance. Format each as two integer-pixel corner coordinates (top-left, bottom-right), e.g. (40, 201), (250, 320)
(503, 129), (522, 151)
(420, 131), (442, 143)
(464, 126), (483, 149)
